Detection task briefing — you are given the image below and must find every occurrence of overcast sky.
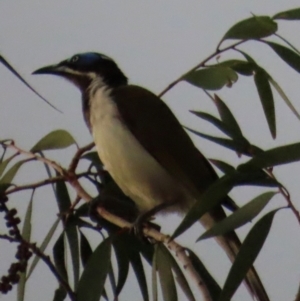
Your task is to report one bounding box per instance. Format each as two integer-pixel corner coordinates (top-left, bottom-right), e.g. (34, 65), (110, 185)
(1, 1), (300, 301)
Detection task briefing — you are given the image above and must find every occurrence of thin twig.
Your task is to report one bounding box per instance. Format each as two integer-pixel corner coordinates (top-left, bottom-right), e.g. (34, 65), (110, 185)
(158, 40), (246, 98)
(5, 142), (65, 175)
(4, 143), (214, 300)
(5, 172), (94, 195)
(266, 170), (300, 224)
(68, 142), (94, 172)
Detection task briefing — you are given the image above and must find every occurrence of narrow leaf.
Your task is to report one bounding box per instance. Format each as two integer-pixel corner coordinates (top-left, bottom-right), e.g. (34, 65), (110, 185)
(213, 95), (244, 138)
(219, 209), (282, 301)
(65, 219), (80, 288)
(31, 130), (76, 152)
(186, 127), (252, 155)
(0, 155), (15, 177)
(113, 237), (130, 297)
(190, 111), (233, 137)
(254, 68), (276, 138)
(0, 54), (61, 112)
(268, 76), (300, 120)
(184, 66), (238, 90)
(53, 286), (67, 301)
(152, 245), (158, 301)
(55, 180), (71, 215)
(223, 16), (277, 40)
(209, 159), (235, 174)
(0, 159), (26, 184)
(199, 192), (276, 240)
(212, 60), (255, 76)
(82, 151), (102, 169)
(53, 233), (68, 282)
(266, 41), (300, 73)
(77, 238), (111, 301)
(79, 230), (93, 267)
(173, 176), (235, 238)
(156, 244), (177, 301)
(27, 217), (60, 279)
(160, 245), (195, 301)
(239, 142), (300, 171)
(186, 248), (221, 300)
(130, 251), (149, 301)
(18, 193), (34, 301)
(273, 8), (300, 20)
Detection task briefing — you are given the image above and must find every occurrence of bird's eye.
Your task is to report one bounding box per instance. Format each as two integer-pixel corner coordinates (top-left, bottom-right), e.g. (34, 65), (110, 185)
(70, 55), (79, 63)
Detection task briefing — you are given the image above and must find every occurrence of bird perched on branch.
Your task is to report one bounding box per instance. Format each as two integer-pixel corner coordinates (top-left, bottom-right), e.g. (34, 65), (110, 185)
(33, 52), (269, 301)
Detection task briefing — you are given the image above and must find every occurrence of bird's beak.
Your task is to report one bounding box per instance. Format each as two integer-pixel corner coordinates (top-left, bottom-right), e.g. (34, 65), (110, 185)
(32, 63), (67, 76)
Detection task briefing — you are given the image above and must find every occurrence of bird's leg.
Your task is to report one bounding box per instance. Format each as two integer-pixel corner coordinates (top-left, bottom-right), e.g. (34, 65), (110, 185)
(133, 201), (176, 239)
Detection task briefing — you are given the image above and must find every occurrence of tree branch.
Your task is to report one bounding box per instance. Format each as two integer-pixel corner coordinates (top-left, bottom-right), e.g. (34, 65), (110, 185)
(158, 40), (246, 98)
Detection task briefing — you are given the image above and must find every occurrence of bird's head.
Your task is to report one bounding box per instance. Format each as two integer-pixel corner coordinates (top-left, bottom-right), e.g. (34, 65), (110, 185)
(32, 52), (128, 91)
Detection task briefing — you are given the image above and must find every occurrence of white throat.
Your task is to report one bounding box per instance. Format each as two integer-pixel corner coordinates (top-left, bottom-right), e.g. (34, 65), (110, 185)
(88, 84), (187, 213)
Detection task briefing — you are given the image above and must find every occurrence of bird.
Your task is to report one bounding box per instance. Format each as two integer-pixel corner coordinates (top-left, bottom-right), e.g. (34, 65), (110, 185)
(33, 52), (269, 301)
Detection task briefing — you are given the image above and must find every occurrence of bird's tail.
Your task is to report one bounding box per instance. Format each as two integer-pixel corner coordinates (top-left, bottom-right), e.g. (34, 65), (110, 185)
(199, 210), (270, 301)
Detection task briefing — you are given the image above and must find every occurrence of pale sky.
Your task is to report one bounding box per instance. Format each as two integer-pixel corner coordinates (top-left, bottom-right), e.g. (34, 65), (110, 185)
(1, 1), (300, 301)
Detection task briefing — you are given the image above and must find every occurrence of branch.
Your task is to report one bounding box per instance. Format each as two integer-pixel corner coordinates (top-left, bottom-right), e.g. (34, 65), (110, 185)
(96, 207), (214, 301)
(158, 40), (246, 98)
(3, 143), (214, 300)
(68, 142), (94, 172)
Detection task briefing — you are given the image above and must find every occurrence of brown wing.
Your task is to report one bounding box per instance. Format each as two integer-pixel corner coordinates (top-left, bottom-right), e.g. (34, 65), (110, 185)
(112, 85), (219, 195)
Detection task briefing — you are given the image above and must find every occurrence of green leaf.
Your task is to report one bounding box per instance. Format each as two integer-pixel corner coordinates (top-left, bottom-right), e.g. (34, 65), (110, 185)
(254, 68), (276, 138)
(0, 160), (26, 184)
(65, 219), (80, 288)
(0, 54), (61, 112)
(173, 176), (235, 238)
(152, 245), (158, 301)
(273, 8), (300, 20)
(190, 111), (233, 137)
(198, 192), (276, 240)
(213, 95), (244, 139)
(186, 127), (252, 156)
(223, 16), (277, 40)
(18, 193), (34, 301)
(113, 236), (130, 297)
(53, 286), (67, 301)
(238, 142), (300, 171)
(27, 217), (60, 279)
(0, 155), (15, 177)
(268, 76), (300, 120)
(213, 60), (255, 76)
(184, 66), (238, 90)
(159, 245), (195, 301)
(82, 151), (103, 169)
(55, 180), (71, 214)
(130, 249), (149, 301)
(209, 159), (235, 174)
(77, 238), (111, 301)
(156, 244), (177, 301)
(266, 41), (300, 73)
(79, 230), (92, 268)
(31, 130), (76, 152)
(185, 248), (221, 300)
(219, 208), (282, 301)
(53, 233), (68, 282)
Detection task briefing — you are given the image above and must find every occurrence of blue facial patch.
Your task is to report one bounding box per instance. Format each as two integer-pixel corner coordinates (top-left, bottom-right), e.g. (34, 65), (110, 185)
(68, 52), (113, 67)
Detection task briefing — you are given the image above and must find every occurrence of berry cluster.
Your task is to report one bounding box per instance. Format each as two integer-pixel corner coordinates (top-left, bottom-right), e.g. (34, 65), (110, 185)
(0, 194), (32, 294)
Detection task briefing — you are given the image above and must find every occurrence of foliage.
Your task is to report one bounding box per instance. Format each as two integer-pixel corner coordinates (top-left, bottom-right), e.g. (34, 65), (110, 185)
(1, 6), (300, 301)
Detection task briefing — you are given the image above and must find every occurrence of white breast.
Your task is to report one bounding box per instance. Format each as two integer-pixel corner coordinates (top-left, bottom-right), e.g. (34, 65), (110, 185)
(89, 85), (185, 212)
